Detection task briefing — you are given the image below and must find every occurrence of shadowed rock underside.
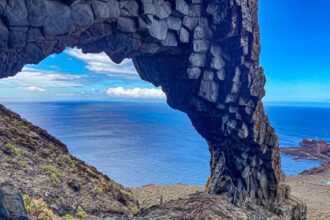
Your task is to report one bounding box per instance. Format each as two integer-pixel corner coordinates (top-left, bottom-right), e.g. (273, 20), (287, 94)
(0, 0), (306, 219)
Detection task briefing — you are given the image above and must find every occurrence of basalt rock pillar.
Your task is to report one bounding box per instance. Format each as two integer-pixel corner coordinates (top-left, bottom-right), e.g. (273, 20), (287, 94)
(0, 0), (302, 212)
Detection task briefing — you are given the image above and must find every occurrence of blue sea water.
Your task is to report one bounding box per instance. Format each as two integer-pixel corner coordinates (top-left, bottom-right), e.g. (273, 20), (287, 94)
(4, 101), (326, 187)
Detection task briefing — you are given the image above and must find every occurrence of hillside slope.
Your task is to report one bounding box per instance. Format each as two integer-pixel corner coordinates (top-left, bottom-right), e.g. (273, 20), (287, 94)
(0, 104), (137, 219)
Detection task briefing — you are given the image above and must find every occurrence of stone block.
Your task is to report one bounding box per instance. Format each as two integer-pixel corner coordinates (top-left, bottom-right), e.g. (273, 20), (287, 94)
(211, 55), (226, 70)
(210, 44), (222, 57)
(27, 28), (44, 43)
(239, 97), (255, 108)
(138, 15), (153, 30)
(9, 29), (26, 48)
(120, 0), (139, 17)
(117, 17), (136, 33)
(216, 69), (226, 81)
(26, 0), (45, 27)
(189, 52), (206, 67)
(4, 0), (28, 26)
(142, 1), (155, 15)
(166, 16), (182, 31)
(193, 39), (210, 53)
(182, 16), (198, 30)
(140, 43), (160, 54)
(202, 71), (214, 81)
(155, 0), (172, 19)
(199, 80), (219, 103)
(161, 32), (178, 47)
(92, 0), (119, 22)
(175, 0), (189, 16)
(231, 82), (241, 94)
(148, 19), (168, 40)
(229, 106), (239, 114)
(179, 27), (190, 43)
(44, 0), (73, 36)
(71, 4), (94, 27)
(25, 44), (44, 63)
(189, 4), (202, 17)
(233, 67), (241, 82)
(225, 94), (237, 103)
(187, 67), (201, 79)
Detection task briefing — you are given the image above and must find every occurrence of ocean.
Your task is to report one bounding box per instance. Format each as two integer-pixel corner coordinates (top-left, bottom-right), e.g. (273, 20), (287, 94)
(4, 101), (326, 187)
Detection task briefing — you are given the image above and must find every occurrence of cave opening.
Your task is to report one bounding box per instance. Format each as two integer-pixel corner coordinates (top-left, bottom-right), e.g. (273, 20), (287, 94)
(1, 47), (210, 188)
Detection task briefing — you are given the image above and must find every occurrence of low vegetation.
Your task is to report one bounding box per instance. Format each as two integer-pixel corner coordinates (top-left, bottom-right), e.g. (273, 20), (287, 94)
(23, 194), (54, 220)
(43, 165), (62, 184)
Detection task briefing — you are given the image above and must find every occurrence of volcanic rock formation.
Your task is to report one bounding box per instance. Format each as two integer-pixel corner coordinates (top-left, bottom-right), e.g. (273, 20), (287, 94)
(0, 0), (306, 218)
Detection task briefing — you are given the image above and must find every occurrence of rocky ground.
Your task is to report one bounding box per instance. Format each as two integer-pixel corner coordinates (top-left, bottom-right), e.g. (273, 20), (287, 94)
(0, 104), (138, 219)
(131, 184), (205, 209)
(286, 164), (330, 220)
(132, 170), (330, 220)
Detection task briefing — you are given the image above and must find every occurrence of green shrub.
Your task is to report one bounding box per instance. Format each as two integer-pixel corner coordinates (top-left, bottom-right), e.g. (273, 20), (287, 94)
(64, 155), (75, 167)
(5, 143), (21, 156)
(43, 165), (61, 184)
(64, 215), (75, 220)
(95, 186), (103, 194)
(76, 206), (87, 218)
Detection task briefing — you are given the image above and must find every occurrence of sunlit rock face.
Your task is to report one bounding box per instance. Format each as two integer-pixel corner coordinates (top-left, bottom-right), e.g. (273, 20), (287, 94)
(0, 0), (305, 218)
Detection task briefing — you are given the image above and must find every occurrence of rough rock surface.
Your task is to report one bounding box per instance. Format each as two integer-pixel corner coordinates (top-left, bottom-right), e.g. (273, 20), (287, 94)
(0, 0), (306, 219)
(135, 193), (306, 220)
(0, 104), (137, 219)
(0, 188), (30, 220)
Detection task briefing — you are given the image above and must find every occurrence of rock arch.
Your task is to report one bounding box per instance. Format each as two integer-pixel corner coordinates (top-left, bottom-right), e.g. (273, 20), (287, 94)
(0, 0), (304, 215)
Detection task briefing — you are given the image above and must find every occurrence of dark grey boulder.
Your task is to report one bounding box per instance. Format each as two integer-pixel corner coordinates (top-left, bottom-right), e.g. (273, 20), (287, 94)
(27, 28), (44, 43)
(175, 0), (189, 16)
(9, 29), (27, 48)
(199, 80), (219, 103)
(182, 16), (198, 30)
(179, 27), (190, 43)
(154, 0), (172, 19)
(120, 0), (139, 17)
(71, 4), (94, 27)
(92, 0), (120, 22)
(193, 39), (210, 53)
(117, 17), (137, 33)
(141, 1), (155, 15)
(161, 32), (178, 47)
(148, 19), (168, 40)
(44, 0), (72, 36)
(4, 0), (28, 26)
(26, 0), (46, 27)
(187, 67), (201, 79)
(189, 52), (206, 67)
(166, 16), (182, 31)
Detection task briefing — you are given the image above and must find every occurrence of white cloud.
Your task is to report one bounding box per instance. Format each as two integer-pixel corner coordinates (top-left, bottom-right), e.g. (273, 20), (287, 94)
(106, 87), (165, 99)
(66, 48), (138, 79)
(24, 86), (46, 92)
(0, 67), (83, 88)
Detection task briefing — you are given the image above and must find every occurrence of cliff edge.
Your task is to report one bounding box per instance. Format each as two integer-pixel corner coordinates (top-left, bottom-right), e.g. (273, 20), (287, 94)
(0, 104), (138, 219)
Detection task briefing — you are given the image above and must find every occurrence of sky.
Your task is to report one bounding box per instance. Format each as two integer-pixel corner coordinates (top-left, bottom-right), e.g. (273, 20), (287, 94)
(0, 0), (329, 103)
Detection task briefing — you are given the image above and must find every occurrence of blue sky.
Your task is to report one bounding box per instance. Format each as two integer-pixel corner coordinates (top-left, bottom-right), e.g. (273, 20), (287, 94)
(0, 0), (329, 102)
